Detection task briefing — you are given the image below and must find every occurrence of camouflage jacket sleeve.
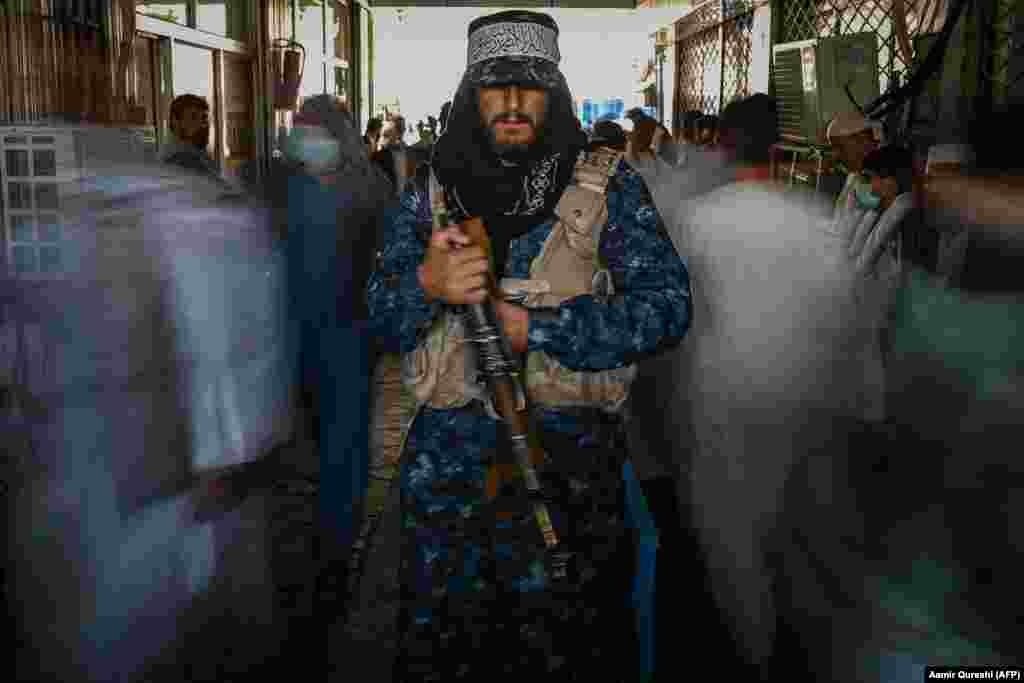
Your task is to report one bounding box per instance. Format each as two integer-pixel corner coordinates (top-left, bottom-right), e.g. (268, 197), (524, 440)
(366, 186), (441, 353)
(527, 159), (691, 371)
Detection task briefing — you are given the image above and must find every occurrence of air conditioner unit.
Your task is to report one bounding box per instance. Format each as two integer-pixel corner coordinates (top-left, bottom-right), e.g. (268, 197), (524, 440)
(772, 33), (880, 145)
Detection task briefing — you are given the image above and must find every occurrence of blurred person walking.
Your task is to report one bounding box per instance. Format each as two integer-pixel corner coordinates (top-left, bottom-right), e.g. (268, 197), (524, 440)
(627, 92), (877, 675)
(8, 126), (292, 682)
(837, 144), (919, 425)
(281, 94), (395, 617)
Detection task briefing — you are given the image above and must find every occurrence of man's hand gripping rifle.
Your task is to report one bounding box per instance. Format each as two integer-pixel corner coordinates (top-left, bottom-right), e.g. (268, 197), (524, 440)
(428, 197), (560, 551)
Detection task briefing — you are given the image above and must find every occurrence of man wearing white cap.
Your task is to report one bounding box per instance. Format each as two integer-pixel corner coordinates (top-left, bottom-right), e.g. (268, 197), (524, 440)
(827, 111), (881, 223)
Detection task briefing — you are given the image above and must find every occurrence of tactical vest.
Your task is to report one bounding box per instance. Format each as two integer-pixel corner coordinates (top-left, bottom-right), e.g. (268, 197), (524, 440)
(401, 147), (638, 418)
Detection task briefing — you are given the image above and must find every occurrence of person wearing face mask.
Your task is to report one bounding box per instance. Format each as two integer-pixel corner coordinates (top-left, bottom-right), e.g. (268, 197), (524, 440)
(283, 95), (395, 628)
(826, 112), (882, 227)
(840, 145), (917, 426)
(847, 145), (917, 277)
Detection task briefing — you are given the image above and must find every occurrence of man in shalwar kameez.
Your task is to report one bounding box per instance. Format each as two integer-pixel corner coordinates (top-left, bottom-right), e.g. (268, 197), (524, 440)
(366, 10), (690, 682)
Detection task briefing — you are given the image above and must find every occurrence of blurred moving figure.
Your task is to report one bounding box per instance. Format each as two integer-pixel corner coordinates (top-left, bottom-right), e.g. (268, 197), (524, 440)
(282, 94), (395, 602)
(8, 125), (292, 682)
(838, 144), (918, 424)
(849, 145), (917, 275)
(628, 92), (875, 674)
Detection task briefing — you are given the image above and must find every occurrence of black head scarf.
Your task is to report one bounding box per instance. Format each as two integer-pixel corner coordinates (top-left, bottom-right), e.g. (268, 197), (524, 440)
(430, 10), (587, 277)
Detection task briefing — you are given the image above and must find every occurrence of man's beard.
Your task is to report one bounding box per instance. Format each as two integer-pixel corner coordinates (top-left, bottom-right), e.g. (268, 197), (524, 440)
(485, 113), (542, 163)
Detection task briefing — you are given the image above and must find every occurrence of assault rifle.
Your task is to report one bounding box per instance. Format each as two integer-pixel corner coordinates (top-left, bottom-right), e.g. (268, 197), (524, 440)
(428, 195), (559, 550)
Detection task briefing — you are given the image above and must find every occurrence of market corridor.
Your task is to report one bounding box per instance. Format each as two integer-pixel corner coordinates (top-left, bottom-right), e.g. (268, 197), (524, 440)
(5, 1), (1024, 680)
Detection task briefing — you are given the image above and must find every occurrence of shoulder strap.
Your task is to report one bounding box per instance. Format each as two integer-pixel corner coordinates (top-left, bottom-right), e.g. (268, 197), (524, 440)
(428, 167), (449, 234)
(573, 146), (622, 195)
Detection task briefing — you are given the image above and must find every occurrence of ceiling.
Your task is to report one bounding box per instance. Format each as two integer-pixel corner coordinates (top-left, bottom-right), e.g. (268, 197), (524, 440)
(368, 1), (640, 8)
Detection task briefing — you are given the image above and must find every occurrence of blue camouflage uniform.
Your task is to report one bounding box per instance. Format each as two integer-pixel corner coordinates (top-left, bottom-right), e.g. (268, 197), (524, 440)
(367, 156), (690, 681)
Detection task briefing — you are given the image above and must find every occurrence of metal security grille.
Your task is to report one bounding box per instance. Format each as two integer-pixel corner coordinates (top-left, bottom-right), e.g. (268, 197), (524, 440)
(722, 10), (756, 105)
(675, 0), (756, 119)
(776, 0), (950, 97)
(677, 26), (723, 113)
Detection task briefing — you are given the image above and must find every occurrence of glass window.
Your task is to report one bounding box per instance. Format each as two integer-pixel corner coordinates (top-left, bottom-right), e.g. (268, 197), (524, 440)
(35, 183), (59, 211)
(196, 0), (249, 41)
(137, 0), (188, 25)
(13, 245), (37, 273)
(8, 182), (32, 209)
(33, 149), (56, 176)
(38, 215), (61, 242)
(11, 215), (34, 242)
(5, 149), (29, 177)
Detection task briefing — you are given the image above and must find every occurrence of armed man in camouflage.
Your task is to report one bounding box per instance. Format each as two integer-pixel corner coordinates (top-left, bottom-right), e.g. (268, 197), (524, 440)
(366, 10), (690, 682)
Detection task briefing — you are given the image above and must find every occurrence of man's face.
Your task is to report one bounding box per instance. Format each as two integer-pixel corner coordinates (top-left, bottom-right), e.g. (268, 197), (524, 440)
(172, 105), (210, 149)
(832, 130), (877, 173)
(478, 84), (548, 157)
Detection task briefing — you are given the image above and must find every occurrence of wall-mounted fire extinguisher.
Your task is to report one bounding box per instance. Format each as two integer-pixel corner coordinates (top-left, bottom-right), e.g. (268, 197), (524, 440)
(272, 38), (306, 111)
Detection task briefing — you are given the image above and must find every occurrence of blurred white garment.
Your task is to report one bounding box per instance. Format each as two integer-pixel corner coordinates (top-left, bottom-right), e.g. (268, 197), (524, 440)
(8, 156), (289, 682)
(836, 192), (914, 421)
(149, 171), (293, 470)
(680, 181), (867, 664)
(629, 164), (873, 666)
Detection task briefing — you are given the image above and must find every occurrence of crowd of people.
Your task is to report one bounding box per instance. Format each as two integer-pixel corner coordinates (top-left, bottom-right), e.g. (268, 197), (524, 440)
(7, 7), (1022, 683)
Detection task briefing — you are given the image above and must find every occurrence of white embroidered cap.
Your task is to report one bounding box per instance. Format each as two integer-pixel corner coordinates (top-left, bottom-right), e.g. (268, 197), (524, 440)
(466, 11), (561, 68)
